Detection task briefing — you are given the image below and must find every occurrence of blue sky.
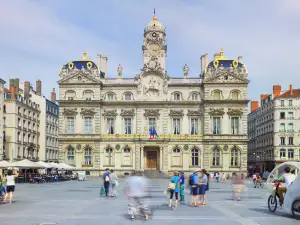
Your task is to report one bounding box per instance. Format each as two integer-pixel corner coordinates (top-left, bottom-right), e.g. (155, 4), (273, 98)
(0, 0), (300, 102)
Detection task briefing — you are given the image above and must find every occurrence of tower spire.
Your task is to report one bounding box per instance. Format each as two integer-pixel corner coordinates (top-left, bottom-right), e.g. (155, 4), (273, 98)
(153, 8), (157, 27)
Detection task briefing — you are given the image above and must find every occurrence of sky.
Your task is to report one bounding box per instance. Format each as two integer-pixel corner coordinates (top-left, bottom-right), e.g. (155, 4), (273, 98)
(0, 0), (300, 102)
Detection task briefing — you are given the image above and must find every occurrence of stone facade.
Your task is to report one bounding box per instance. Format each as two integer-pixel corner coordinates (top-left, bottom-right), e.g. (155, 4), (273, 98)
(248, 85), (300, 174)
(58, 15), (249, 176)
(0, 78), (6, 160)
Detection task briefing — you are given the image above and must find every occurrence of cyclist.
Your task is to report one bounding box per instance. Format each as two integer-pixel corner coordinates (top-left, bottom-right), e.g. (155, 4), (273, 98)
(254, 174), (262, 188)
(278, 167), (296, 205)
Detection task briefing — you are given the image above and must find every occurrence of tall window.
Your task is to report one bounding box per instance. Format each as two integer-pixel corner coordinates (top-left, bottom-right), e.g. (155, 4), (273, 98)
(231, 91), (239, 100)
(84, 117), (93, 134)
(149, 118), (156, 131)
(107, 118), (115, 134)
(174, 93), (180, 101)
(191, 148), (199, 166)
(123, 148), (131, 165)
(231, 117), (239, 134)
(67, 117), (75, 134)
(212, 91), (221, 100)
(279, 123), (285, 132)
(173, 118), (180, 134)
(107, 93), (114, 100)
(230, 148), (239, 166)
(172, 148), (181, 166)
(289, 100), (293, 106)
(191, 119), (198, 135)
(288, 149), (294, 159)
(105, 148), (113, 165)
(124, 118), (132, 134)
(288, 137), (294, 145)
(280, 149), (286, 158)
(281, 100), (285, 106)
(288, 112), (293, 119)
(280, 112), (285, 119)
(67, 146), (75, 165)
(287, 123), (294, 131)
(84, 147), (92, 165)
(280, 137), (285, 145)
(212, 148), (220, 166)
(213, 117), (221, 134)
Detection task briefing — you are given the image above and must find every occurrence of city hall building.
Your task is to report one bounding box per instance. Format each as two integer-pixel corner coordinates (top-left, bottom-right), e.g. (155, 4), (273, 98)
(58, 14), (249, 176)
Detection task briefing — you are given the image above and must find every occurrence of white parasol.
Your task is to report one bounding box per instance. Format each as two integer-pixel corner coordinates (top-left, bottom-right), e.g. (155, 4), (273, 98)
(11, 159), (46, 169)
(36, 161), (53, 168)
(59, 163), (75, 170)
(0, 160), (13, 168)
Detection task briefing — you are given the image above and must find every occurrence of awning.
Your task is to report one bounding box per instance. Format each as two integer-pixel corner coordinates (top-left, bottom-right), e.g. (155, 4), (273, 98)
(48, 162), (63, 169)
(0, 160), (13, 168)
(36, 161), (53, 168)
(59, 163), (75, 170)
(11, 159), (46, 169)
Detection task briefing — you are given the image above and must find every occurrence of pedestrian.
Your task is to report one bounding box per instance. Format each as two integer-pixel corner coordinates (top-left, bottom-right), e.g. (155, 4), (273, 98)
(168, 171), (180, 209)
(199, 169), (209, 206)
(179, 171), (185, 202)
(222, 173), (226, 183)
(102, 168), (111, 197)
(189, 171), (200, 207)
(0, 174), (7, 204)
(232, 173), (244, 201)
(3, 169), (18, 204)
(109, 170), (119, 197)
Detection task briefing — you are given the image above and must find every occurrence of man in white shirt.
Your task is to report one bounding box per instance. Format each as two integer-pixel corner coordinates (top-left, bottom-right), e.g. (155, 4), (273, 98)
(278, 167), (296, 205)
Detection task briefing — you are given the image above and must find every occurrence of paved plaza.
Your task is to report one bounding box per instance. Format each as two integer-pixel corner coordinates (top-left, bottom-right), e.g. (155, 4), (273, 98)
(0, 178), (299, 225)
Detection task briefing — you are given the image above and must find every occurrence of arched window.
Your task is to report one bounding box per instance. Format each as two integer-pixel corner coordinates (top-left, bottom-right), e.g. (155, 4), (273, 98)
(83, 90), (94, 100)
(288, 149), (294, 159)
(212, 148), (220, 166)
(212, 91), (221, 100)
(67, 146), (75, 165)
(231, 91), (239, 100)
(280, 149), (286, 158)
(172, 148), (181, 166)
(106, 93), (115, 101)
(288, 123), (294, 132)
(123, 148), (132, 165)
(84, 146), (92, 165)
(191, 93), (198, 101)
(191, 148), (199, 166)
(280, 123), (285, 132)
(105, 148), (114, 166)
(230, 148), (239, 167)
(173, 92), (181, 101)
(124, 93), (133, 101)
(65, 90), (76, 100)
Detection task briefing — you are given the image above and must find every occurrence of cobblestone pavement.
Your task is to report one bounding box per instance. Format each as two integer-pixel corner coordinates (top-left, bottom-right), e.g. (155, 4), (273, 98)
(0, 178), (299, 225)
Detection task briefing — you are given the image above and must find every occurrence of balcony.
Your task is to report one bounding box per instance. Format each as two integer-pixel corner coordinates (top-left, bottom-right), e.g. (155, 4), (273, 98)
(82, 164), (93, 168)
(279, 129), (286, 132)
(23, 127), (27, 131)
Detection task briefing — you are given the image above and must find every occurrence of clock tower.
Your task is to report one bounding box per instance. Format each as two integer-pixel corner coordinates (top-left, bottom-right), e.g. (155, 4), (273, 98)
(142, 12), (167, 73)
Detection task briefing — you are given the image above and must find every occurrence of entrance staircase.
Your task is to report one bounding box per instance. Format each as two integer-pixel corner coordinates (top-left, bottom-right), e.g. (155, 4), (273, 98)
(143, 170), (169, 179)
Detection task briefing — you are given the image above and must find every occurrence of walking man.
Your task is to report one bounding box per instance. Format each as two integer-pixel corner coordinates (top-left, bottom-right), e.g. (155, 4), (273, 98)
(103, 168), (111, 197)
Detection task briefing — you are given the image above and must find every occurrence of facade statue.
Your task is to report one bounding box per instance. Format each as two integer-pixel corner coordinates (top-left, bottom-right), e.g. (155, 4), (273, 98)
(137, 79), (142, 94)
(183, 64), (189, 77)
(117, 64), (123, 77)
(163, 79), (168, 94)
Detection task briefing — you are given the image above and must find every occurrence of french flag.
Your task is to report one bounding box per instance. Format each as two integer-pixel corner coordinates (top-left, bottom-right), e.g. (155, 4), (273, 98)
(149, 128), (158, 139)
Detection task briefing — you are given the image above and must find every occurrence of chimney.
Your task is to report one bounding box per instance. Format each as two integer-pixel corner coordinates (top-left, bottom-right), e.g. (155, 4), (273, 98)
(250, 101), (259, 112)
(51, 88), (56, 102)
(24, 81), (30, 99)
(36, 80), (42, 96)
(273, 85), (281, 98)
(102, 56), (108, 77)
(15, 78), (20, 95)
(11, 86), (16, 99)
(9, 79), (15, 90)
(238, 56), (242, 63)
(200, 54), (208, 74)
(260, 94), (269, 101)
(97, 54), (102, 72)
(289, 84), (293, 95)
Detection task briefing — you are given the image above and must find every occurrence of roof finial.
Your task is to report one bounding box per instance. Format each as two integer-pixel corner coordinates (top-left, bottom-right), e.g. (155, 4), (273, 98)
(153, 8), (157, 21)
(82, 49), (87, 60)
(220, 48), (224, 57)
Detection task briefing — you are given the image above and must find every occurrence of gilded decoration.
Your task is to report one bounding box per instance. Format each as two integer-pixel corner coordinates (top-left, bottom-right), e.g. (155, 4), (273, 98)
(208, 108), (225, 116)
(80, 108), (96, 117)
(227, 108), (243, 116)
(144, 109), (160, 117)
(102, 109), (118, 117)
(187, 109), (202, 116)
(63, 108), (78, 117)
(169, 109), (184, 117)
(120, 109), (135, 117)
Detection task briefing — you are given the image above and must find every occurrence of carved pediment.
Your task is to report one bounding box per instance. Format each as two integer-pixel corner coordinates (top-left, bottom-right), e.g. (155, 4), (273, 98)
(187, 109), (202, 116)
(58, 71), (100, 84)
(63, 108), (78, 116)
(208, 108), (225, 116)
(102, 109), (118, 117)
(120, 109), (135, 117)
(80, 108), (96, 116)
(144, 109), (160, 117)
(169, 109), (184, 117)
(204, 67), (249, 83)
(227, 108), (243, 116)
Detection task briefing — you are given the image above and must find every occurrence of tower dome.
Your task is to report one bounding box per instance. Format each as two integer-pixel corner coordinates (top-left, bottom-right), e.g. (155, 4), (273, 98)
(144, 10), (165, 34)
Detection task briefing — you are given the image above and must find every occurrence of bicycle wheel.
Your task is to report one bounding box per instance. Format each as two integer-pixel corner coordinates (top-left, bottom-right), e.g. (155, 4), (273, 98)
(260, 182), (264, 188)
(268, 195), (277, 212)
(292, 200), (300, 220)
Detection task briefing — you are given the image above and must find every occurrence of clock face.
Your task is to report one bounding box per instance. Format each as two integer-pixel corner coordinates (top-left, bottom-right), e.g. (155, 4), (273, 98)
(148, 44), (160, 57)
(152, 32), (157, 37)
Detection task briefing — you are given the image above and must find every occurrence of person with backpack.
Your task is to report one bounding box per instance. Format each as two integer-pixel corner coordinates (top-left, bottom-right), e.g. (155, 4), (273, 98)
(189, 171), (200, 207)
(102, 168), (111, 197)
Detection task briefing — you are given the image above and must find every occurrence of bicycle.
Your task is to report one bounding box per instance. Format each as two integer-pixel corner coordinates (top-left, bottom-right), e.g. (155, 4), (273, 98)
(268, 180), (284, 212)
(254, 179), (264, 188)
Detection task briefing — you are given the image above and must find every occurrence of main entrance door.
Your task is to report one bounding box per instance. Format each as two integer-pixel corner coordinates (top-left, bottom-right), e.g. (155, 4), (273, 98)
(146, 151), (158, 170)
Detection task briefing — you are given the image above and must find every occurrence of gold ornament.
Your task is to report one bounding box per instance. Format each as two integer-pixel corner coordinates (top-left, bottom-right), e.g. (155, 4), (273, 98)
(68, 62), (74, 70)
(232, 60), (238, 68)
(213, 60), (219, 68)
(87, 61), (93, 70)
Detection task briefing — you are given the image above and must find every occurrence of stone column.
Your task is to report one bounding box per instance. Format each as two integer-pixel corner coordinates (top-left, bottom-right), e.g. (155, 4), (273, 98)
(141, 146), (144, 170)
(160, 146), (163, 170)
(135, 145), (140, 170)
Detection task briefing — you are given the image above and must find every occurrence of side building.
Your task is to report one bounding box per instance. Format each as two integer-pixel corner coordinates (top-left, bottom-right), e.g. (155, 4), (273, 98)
(248, 85), (300, 173)
(58, 14), (249, 176)
(0, 78), (6, 160)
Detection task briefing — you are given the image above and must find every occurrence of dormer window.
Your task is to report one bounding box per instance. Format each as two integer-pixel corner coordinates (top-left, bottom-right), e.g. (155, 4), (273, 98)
(65, 90), (76, 100)
(174, 93), (181, 101)
(212, 91), (221, 100)
(124, 93), (132, 101)
(231, 91), (239, 100)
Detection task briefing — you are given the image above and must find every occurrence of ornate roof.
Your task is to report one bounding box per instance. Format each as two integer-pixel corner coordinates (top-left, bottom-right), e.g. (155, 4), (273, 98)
(144, 11), (165, 33)
(206, 49), (245, 70)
